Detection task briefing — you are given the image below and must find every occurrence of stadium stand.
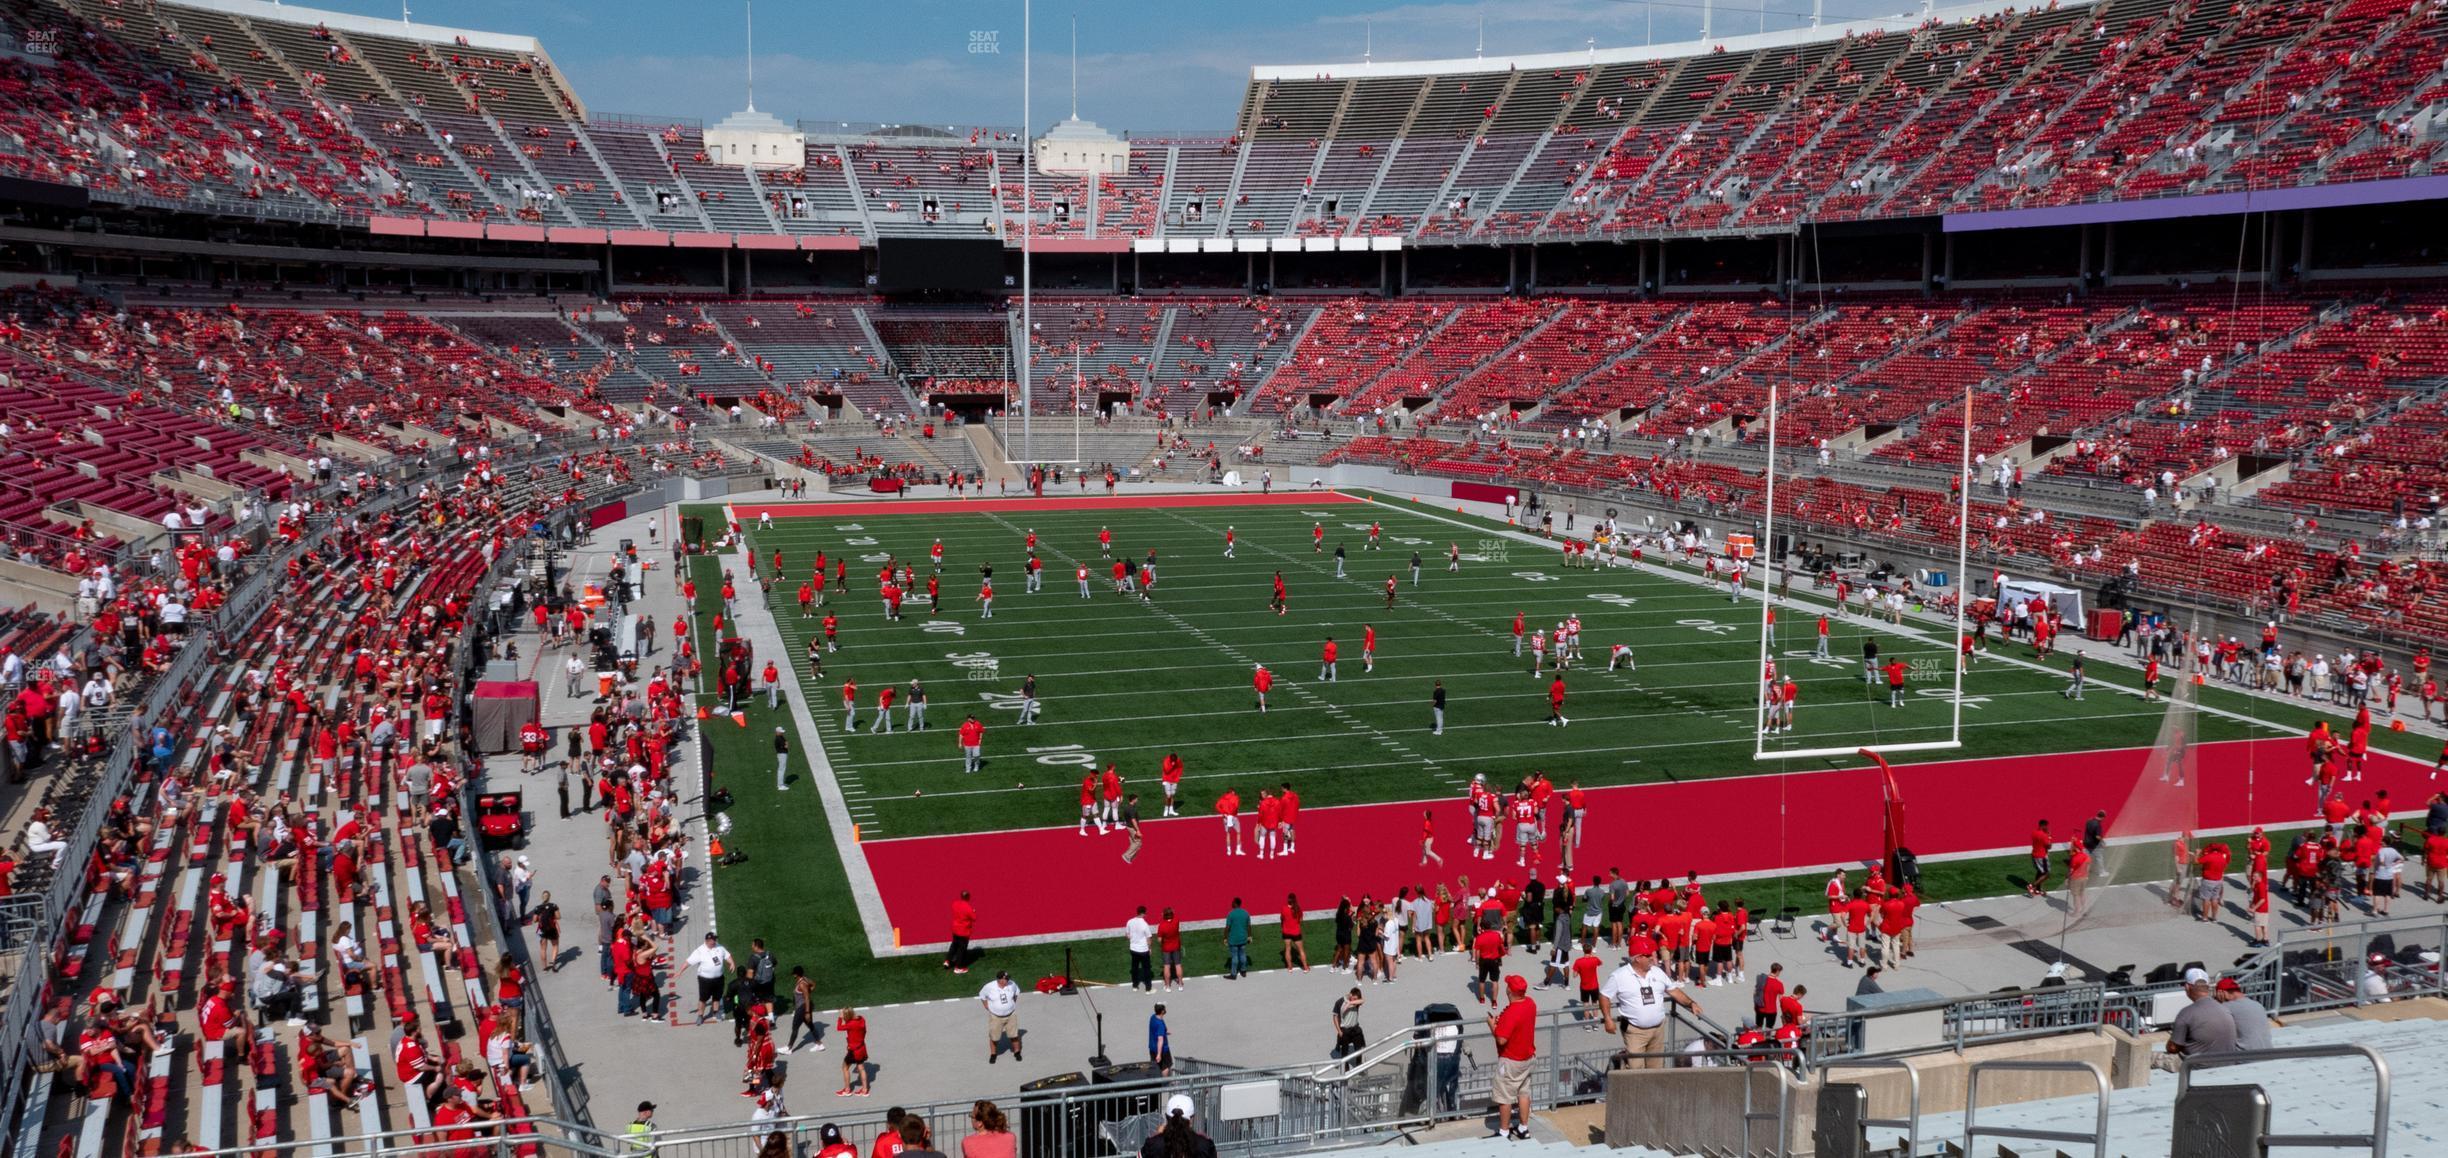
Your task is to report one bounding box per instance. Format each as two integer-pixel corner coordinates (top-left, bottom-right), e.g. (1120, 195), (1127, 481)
(0, 410), (736, 1155)
(5, 0), (2445, 240)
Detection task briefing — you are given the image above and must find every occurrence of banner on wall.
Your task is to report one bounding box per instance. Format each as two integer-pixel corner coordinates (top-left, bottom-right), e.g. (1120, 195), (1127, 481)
(1449, 480), (1519, 506)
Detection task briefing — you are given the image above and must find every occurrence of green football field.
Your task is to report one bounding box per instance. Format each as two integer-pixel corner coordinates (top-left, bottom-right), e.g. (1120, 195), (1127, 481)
(673, 491), (2434, 1004)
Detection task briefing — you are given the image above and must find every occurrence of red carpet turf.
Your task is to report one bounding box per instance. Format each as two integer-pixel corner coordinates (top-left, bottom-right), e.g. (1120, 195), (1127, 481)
(859, 738), (2440, 946)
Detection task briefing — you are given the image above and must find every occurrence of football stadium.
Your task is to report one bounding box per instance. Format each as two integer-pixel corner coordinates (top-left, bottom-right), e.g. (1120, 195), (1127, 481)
(0, 0), (2444, 1153)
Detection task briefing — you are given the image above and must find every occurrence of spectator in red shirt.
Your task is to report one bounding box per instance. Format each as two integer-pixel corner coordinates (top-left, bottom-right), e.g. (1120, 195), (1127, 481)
(395, 1029), (446, 1103)
(836, 1009), (871, 1097)
(1488, 975), (1538, 1141)
(1840, 890), (1875, 968)
(1570, 946), (1604, 1005)
(812, 1123), (857, 1158)
(1472, 924), (1507, 1008)
(1877, 893), (1913, 965)
(2026, 820), (2054, 897)
(1778, 985), (1809, 1028)
(1279, 894), (1308, 972)
(946, 892), (975, 974)
(1753, 962), (1785, 1027)
(2195, 842), (2233, 922)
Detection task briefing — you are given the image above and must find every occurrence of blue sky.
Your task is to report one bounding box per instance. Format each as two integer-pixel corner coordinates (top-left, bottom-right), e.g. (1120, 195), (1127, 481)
(301, 0), (1937, 131)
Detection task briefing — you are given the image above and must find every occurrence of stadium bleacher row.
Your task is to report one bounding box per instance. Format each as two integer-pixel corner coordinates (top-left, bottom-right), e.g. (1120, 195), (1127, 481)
(0, 423), (705, 1156)
(1287, 287), (2444, 640)
(0, 283), (769, 578)
(1324, 425), (2448, 643)
(6, 0), (2442, 240)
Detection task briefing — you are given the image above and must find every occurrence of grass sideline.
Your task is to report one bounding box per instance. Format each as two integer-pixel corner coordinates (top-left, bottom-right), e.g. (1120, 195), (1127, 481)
(671, 492), (2433, 1007)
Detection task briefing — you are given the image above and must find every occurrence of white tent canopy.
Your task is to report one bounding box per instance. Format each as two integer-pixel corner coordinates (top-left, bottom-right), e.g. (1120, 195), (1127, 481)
(1996, 575), (2085, 623)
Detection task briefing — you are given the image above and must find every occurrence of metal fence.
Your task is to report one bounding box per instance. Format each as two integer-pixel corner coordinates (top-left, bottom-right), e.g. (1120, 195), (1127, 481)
(1803, 913), (2447, 1067)
(0, 897), (40, 961)
(2266, 912), (2448, 1012)
(1799, 983), (2114, 1065)
(2093, 911), (2448, 1036)
(36, 999), (1653, 1158)
(633, 995), (1656, 1157)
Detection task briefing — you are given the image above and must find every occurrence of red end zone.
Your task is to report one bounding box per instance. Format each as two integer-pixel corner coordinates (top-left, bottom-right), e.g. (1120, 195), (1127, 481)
(739, 491), (1371, 520)
(859, 739), (2434, 947)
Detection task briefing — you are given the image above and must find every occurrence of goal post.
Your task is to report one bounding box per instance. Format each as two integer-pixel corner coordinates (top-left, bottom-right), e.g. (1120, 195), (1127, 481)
(1751, 334), (1975, 762)
(998, 0), (1085, 469)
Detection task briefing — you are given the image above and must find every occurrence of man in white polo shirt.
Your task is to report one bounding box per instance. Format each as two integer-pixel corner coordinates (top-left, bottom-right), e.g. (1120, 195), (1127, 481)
(1597, 936), (1700, 1069)
(979, 970), (1023, 1064)
(684, 932), (733, 1025)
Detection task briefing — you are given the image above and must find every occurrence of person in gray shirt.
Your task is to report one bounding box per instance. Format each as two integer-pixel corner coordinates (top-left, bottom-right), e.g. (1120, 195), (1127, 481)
(2213, 978), (2279, 1051)
(1607, 871), (1632, 945)
(2158, 970), (2238, 1069)
(1855, 966), (1886, 997)
(403, 761), (432, 814)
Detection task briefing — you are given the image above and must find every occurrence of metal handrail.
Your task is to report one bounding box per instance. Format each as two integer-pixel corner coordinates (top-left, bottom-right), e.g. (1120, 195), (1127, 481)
(1963, 1059), (2109, 1157)
(1800, 982), (2111, 1067)
(1821, 1056), (1921, 1158)
(1746, 1052), (1796, 1158)
(2179, 1043), (2391, 1158)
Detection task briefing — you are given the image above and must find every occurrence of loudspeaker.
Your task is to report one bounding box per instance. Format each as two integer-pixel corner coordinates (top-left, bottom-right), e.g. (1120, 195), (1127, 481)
(1016, 1072), (1092, 1158)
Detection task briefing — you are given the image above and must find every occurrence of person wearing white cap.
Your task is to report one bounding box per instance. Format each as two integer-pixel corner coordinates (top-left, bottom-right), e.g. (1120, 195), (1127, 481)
(2155, 967), (2237, 1070)
(773, 728), (791, 791)
(2359, 954), (2393, 1002)
(510, 855), (534, 919)
(1139, 1094), (1215, 1158)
